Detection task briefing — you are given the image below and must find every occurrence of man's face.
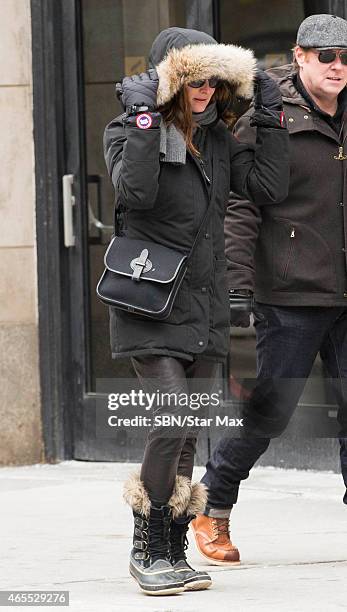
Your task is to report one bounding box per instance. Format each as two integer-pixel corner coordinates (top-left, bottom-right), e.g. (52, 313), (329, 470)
(295, 46), (347, 101)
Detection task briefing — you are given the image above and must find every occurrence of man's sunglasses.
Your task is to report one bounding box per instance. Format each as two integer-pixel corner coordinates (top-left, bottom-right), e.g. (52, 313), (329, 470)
(187, 77), (221, 88)
(313, 48), (347, 65)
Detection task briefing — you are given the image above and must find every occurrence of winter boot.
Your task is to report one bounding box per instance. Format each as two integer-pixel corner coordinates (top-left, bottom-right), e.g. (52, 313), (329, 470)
(170, 480), (212, 590)
(124, 473), (185, 596)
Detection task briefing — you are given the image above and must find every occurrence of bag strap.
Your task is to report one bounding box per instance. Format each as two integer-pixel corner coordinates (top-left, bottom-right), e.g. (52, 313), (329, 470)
(113, 196), (127, 236)
(184, 144), (216, 260)
(186, 197), (213, 261)
(113, 162), (214, 257)
(113, 195), (213, 256)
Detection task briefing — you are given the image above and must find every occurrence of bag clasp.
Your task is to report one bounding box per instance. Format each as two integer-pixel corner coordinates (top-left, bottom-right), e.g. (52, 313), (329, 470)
(131, 249), (150, 281)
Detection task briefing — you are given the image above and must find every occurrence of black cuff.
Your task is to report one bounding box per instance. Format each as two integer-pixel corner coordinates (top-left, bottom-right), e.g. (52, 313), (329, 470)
(229, 289), (253, 297)
(250, 108), (286, 129)
(125, 104), (155, 116)
(229, 290), (254, 311)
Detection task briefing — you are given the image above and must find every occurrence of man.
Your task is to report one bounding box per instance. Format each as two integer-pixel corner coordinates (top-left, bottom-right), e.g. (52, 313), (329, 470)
(191, 14), (347, 565)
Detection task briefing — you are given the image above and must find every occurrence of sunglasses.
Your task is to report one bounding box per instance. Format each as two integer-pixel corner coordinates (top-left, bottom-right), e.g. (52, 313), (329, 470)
(312, 48), (347, 65)
(187, 77), (221, 88)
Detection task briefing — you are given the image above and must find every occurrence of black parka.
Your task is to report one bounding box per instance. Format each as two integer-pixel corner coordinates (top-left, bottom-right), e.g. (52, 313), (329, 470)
(103, 28), (289, 361)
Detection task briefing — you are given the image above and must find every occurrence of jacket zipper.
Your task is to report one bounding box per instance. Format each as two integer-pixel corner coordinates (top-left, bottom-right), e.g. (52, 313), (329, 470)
(187, 150), (211, 191)
(334, 120), (347, 160)
(283, 226), (295, 280)
(198, 158), (211, 185)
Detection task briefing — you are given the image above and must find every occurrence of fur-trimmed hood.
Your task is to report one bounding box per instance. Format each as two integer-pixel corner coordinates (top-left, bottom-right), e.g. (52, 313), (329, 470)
(148, 27), (256, 105)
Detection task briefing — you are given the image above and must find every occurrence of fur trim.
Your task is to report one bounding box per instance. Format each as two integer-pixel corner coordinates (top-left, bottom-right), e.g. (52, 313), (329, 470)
(168, 475), (192, 519)
(186, 482), (208, 516)
(123, 473), (207, 518)
(156, 43), (256, 105)
(123, 472), (150, 517)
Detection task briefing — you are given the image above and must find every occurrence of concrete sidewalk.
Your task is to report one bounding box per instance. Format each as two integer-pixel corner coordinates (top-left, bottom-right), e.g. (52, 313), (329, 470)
(0, 461), (346, 612)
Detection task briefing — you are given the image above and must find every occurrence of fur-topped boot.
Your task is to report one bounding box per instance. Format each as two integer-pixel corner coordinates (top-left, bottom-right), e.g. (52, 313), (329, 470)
(169, 479), (212, 590)
(123, 473), (185, 596)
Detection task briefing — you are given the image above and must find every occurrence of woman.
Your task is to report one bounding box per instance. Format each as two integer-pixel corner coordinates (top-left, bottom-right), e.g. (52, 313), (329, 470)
(103, 27), (289, 596)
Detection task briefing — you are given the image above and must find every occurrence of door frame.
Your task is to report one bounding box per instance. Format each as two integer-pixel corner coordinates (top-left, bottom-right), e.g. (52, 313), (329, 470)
(32, 0), (90, 461)
(32, 0), (75, 461)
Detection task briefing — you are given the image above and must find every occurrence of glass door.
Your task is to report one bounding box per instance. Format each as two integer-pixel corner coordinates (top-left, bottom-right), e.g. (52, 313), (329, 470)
(83, 0), (187, 392)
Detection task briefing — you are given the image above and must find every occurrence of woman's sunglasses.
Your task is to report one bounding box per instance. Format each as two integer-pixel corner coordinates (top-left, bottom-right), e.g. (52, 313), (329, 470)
(313, 48), (347, 65)
(187, 77), (221, 88)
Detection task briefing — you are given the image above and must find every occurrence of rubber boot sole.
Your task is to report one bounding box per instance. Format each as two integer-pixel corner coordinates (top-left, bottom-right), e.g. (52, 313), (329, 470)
(174, 567), (212, 590)
(129, 566), (185, 596)
(184, 578), (212, 591)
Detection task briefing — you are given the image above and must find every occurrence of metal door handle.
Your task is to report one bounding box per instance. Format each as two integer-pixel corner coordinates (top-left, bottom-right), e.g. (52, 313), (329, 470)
(62, 174), (76, 247)
(88, 203), (113, 232)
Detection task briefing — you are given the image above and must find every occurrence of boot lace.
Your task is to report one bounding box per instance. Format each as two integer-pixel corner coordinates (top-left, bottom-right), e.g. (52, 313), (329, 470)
(148, 511), (171, 561)
(212, 517), (230, 540)
(170, 521), (189, 562)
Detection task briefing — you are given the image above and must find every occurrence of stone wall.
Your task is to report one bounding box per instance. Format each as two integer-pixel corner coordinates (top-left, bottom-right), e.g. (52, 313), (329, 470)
(0, 0), (43, 464)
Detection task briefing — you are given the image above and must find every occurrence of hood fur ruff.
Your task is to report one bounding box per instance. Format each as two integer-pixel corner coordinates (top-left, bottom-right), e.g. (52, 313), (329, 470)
(156, 43), (256, 105)
(123, 472), (207, 518)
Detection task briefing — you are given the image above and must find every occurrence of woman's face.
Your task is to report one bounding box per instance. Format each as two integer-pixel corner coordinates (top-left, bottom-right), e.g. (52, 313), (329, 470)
(186, 80), (216, 113)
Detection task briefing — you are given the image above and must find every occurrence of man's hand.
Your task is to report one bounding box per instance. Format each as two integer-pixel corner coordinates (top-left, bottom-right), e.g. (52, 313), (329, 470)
(116, 69), (159, 114)
(229, 289), (254, 328)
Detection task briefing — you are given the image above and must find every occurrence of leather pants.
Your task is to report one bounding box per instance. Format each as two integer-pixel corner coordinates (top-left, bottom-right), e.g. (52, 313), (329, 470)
(131, 355), (218, 505)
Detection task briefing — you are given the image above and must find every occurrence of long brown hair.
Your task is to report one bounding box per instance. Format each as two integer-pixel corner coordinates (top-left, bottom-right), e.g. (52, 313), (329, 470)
(158, 82), (237, 157)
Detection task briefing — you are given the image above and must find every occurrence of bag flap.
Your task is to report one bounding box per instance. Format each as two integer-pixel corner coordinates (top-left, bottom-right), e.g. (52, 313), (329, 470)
(104, 236), (187, 283)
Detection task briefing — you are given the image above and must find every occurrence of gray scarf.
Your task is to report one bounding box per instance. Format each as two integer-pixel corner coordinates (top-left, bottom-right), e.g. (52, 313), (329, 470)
(160, 102), (218, 165)
(192, 102), (218, 126)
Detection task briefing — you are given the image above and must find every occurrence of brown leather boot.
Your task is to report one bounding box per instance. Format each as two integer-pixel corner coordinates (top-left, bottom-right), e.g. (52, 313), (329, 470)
(190, 514), (240, 565)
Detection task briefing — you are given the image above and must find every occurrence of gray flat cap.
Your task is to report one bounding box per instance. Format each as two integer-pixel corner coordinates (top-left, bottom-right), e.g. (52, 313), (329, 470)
(297, 14), (347, 48)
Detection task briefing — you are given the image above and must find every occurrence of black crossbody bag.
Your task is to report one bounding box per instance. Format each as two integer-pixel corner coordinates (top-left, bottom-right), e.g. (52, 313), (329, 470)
(96, 200), (213, 320)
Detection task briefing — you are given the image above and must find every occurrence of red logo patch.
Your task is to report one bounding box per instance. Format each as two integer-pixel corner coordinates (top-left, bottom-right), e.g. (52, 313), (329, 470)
(136, 113), (153, 129)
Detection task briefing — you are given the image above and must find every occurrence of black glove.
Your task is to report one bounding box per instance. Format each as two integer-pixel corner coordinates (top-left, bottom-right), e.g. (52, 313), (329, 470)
(116, 69), (159, 114)
(251, 70), (285, 129)
(229, 289), (253, 328)
(253, 70), (283, 112)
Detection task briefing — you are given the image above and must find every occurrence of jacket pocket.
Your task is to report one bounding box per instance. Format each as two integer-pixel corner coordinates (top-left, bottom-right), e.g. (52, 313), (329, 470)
(271, 218), (337, 293)
(212, 258), (229, 328)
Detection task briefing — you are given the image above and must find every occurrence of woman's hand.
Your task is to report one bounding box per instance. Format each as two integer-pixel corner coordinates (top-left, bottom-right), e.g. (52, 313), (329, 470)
(117, 69), (159, 113)
(253, 70), (283, 112)
(250, 70), (286, 129)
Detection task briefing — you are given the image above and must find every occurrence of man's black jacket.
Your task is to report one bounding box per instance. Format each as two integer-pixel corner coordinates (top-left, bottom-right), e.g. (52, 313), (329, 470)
(226, 64), (347, 306)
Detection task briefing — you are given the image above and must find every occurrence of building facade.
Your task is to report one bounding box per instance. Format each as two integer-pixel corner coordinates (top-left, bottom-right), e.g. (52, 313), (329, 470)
(1, 0), (346, 467)
(0, 0), (42, 464)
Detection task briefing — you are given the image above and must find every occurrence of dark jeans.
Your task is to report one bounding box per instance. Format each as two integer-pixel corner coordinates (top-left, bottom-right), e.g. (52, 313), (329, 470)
(202, 304), (347, 508)
(132, 355), (217, 506)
